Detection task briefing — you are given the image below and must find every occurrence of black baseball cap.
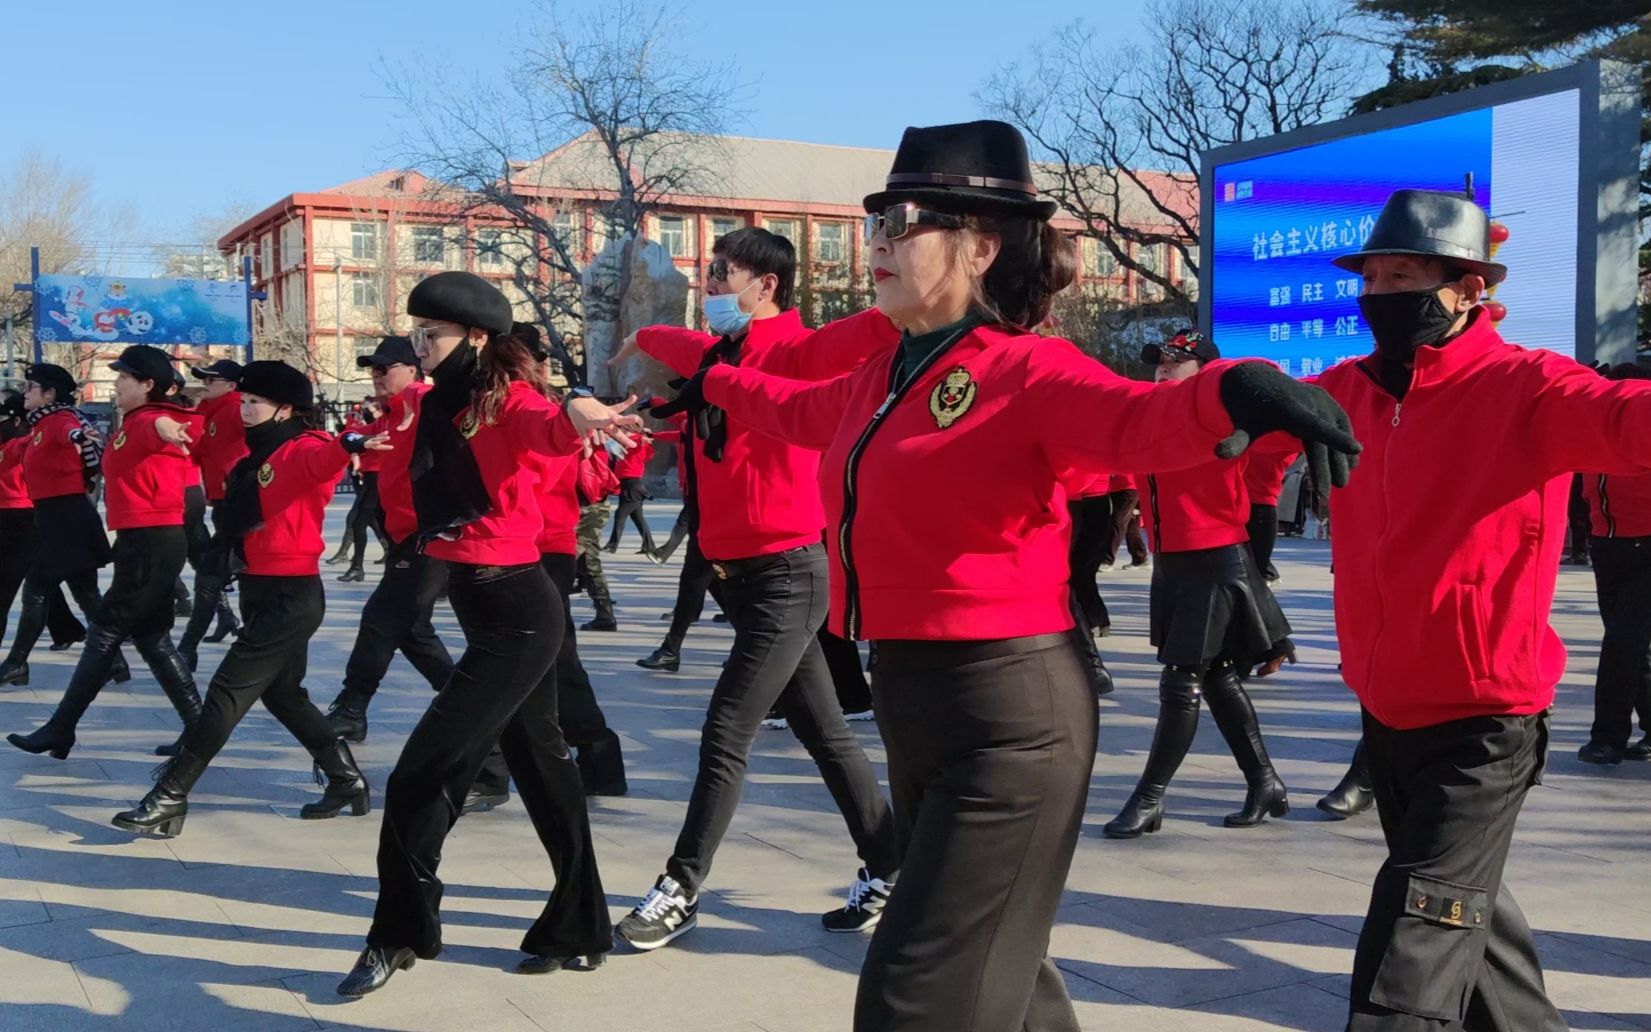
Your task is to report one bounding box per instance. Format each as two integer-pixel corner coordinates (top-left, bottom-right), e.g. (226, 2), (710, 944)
(192, 359), (244, 382)
(110, 345), (177, 387)
(355, 336), (418, 369)
(1141, 330), (1220, 367)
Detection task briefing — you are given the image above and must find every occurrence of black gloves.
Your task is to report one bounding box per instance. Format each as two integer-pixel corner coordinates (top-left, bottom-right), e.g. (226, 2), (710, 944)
(339, 432), (371, 455)
(650, 369), (709, 420)
(1216, 361), (1361, 510)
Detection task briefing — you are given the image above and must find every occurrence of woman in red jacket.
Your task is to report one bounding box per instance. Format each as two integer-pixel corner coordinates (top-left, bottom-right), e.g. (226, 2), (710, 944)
(9, 346), (204, 760)
(601, 423), (657, 555)
(175, 360), (246, 670)
(659, 121), (1358, 1032)
(109, 360), (385, 835)
(1102, 332), (1295, 840)
(0, 394), (86, 660)
(0, 363), (132, 688)
(338, 271), (639, 996)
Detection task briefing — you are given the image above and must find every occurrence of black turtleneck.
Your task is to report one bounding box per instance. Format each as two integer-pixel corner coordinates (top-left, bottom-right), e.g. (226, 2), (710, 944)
(897, 312), (987, 386)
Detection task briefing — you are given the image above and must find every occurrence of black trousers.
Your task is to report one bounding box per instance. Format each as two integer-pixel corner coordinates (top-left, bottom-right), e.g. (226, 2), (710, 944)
(342, 550), (456, 700)
(1247, 503), (1280, 576)
(1589, 536), (1651, 749)
(7, 570), (105, 666)
(858, 634), (1094, 1032)
(183, 485), (210, 570)
(180, 575), (337, 763)
(369, 561), (611, 959)
(348, 472), (385, 565)
(1105, 488), (1149, 566)
(658, 506), (691, 561)
(664, 535), (723, 645)
(1566, 475), (1591, 561)
(0, 510), (83, 647)
(606, 478), (656, 551)
(542, 552), (626, 790)
(1349, 710), (1564, 1031)
(1067, 496), (1113, 631)
(666, 543), (896, 895)
(819, 625), (872, 714)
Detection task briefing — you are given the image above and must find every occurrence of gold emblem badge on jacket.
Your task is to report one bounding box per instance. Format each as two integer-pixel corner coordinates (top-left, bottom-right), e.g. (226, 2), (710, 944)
(257, 462), (275, 488)
(460, 410), (480, 440)
(112, 430), (127, 450)
(930, 366), (977, 429)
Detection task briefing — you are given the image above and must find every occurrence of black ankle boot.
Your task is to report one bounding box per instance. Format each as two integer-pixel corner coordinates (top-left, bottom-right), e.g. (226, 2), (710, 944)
(325, 691), (370, 744)
(0, 659), (28, 686)
(1317, 741), (1374, 819)
(1087, 649), (1115, 696)
(582, 614), (617, 632)
(1105, 667), (1203, 839)
(1204, 662), (1290, 827)
(112, 747), (208, 837)
(106, 650), (132, 685)
(133, 633), (201, 757)
(637, 640), (681, 671)
(204, 603), (240, 643)
(337, 566), (366, 583)
(337, 945), (417, 996)
(516, 950), (607, 975)
(302, 740), (370, 819)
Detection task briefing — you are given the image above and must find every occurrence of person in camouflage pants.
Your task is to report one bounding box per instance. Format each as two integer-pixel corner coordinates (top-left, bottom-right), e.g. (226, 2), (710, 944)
(576, 501), (618, 631)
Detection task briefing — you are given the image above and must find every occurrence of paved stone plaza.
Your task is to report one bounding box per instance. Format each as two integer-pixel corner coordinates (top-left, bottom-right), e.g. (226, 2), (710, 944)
(0, 502), (1647, 1031)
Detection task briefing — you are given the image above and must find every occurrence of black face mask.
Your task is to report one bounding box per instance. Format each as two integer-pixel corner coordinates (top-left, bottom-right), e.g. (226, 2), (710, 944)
(1358, 288), (1460, 363)
(242, 415), (286, 452)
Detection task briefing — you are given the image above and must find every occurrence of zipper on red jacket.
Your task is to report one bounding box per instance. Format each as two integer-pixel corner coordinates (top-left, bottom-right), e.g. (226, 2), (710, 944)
(838, 324), (975, 640)
(1598, 474), (1614, 538)
(1146, 473), (1162, 551)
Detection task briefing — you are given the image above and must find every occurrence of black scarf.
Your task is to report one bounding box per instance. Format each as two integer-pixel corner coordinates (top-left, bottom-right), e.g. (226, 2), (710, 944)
(210, 416), (309, 575)
(408, 342), (492, 544)
(696, 335), (739, 462)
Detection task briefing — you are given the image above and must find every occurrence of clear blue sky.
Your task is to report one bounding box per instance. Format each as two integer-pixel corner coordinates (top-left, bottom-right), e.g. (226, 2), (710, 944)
(2, 0), (1150, 248)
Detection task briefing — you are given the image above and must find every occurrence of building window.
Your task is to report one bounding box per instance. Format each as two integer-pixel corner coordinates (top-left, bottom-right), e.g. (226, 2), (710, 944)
(550, 212), (577, 251)
(411, 226), (445, 265)
(1136, 243), (1164, 277)
(1083, 238), (1116, 279)
(350, 222), (380, 261)
(763, 218), (799, 242)
(709, 217), (739, 247)
(814, 222), (846, 264)
(350, 273), (380, 309)
(476, 228), (504, 268)
(259, 235), (272, 277)
(654, 215), (691, 258)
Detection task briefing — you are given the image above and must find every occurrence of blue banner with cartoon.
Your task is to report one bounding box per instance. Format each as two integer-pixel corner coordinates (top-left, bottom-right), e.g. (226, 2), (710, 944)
(33, 274), (249, 347)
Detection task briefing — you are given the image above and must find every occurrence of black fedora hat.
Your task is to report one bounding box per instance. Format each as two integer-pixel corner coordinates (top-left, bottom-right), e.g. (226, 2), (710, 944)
(192, 359), (244, 382)
(1332, 189), (1507, 286)
(863, 120), (1057, 219)
(355, 336), (418, 369)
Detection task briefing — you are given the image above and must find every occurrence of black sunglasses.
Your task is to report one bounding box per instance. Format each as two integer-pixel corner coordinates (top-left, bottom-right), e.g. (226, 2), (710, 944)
(863, 203), (965, 243)
(707, 257), (733, 282)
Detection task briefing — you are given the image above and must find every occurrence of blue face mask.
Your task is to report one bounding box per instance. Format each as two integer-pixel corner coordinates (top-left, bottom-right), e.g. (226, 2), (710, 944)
(702, 281), (759, 337)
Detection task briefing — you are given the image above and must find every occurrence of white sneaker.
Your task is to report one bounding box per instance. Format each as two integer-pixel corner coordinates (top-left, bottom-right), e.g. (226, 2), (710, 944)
(760, 712), (789, 731)
(842, 709), (876, 722)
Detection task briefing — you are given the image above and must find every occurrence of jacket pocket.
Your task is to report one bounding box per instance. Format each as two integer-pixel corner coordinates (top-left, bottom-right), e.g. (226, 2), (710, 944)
(1453, 584), (1493, 683)
(1369, 874), (1490, 1021)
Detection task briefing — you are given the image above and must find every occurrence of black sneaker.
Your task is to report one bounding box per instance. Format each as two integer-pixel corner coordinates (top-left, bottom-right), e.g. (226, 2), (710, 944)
(616, 875), (698, 950)
(1577, 741), (1624, 766)
(820, 868), (892, 933)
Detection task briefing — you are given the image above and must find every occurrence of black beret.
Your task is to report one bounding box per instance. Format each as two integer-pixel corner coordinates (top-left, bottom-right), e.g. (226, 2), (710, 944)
(407, 271), (513, 336)
(238, 360), (314, 410)
(24, 363), (77, 402)
(110, 345), (176, 387)
(192, 359), (245, 382)
(355, 336), (419, 369)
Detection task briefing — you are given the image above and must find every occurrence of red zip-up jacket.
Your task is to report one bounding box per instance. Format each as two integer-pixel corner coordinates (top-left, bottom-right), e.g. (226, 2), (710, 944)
(347, 411), (387, 474)
(577, 447), (622, 505)
(639, 307), (899, 561)
(103, 405), (194, 530)
(534, 454), (581, 555)
(613, 436), (653, 480)
(194, 391), (247, 502)
(1243, 448), (1299, 506)
(377, 383), (427, 545)
(702, 321), (1237, 640)
(242, 431), (353, 576)
(1140, 458), (1250, 554)
(23, 409), (93, 501)
(0, 437), (30, 509)
(1318, 310), (1651, 730)
(1583, 471), (1651, 539)
(1109, 473), (1133, 493)
(421, 381), (584, 567)
(652, 409), (690, 494)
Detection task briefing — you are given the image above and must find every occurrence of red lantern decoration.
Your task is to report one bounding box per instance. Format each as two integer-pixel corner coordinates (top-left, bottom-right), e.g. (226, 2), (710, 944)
(1485, 301), (1507, 322)
(1489, 222), (1510, 244)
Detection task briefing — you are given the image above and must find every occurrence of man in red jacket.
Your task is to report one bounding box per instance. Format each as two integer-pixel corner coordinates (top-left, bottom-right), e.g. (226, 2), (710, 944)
(607, 227), (899, 951)
(1577, 362), (1651, 766)
(1320, 189), (1651, 1031)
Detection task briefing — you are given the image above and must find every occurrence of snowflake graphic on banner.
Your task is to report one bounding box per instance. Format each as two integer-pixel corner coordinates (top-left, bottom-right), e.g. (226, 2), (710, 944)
(189, 327), (209, 344)
(38, 326), (58, 342)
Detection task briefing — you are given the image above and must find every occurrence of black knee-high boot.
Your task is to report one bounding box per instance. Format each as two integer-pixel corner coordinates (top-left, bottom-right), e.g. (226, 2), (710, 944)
(1104, 665), (1203, 839)
(6, 624), (126, 759)
(1317, 740), (1374, 819)
(0, 587), (49, 685)
(177, 572), (227, 670)
(111, 746), (208, 837)
(133, 632), (203, 757)
(1203, 660), (1289, 827)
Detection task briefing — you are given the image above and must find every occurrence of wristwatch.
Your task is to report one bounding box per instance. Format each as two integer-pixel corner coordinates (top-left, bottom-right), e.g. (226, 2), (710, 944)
(567, 386), (596, 401)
